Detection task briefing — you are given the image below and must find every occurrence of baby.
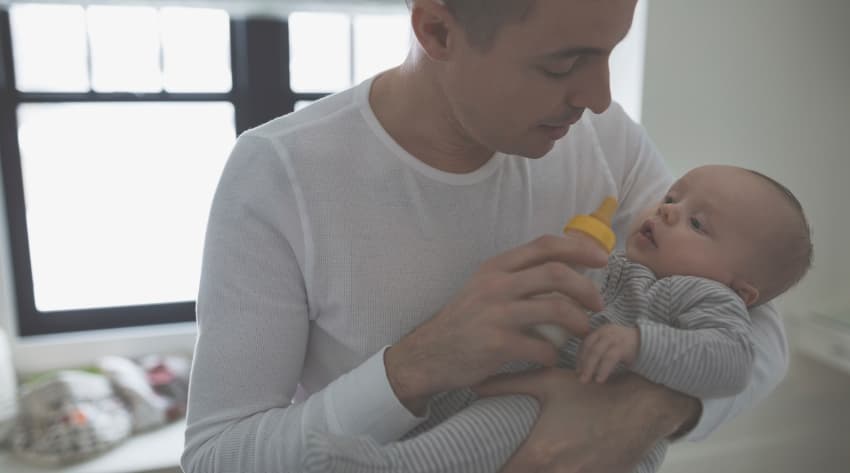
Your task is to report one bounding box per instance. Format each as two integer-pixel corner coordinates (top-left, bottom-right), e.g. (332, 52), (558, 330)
(301, 164), (813, 473)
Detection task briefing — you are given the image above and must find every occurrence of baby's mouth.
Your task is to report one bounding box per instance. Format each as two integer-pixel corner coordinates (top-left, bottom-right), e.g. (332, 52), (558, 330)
(640, 220), (658, 247)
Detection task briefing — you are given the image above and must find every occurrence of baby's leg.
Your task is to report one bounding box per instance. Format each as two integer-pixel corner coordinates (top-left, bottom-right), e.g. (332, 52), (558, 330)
(302, 394), (539, 473)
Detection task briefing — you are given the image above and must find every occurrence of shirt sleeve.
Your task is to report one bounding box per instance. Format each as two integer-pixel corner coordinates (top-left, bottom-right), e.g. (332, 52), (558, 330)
(680, 301), (789, 442)
(181, 135), (424, 473)
(590, 103), (789, 441)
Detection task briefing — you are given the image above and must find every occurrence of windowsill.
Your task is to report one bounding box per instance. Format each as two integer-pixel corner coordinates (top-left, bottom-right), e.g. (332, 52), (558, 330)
(0, 420), (184, 473)
(9, 322), (197, 375)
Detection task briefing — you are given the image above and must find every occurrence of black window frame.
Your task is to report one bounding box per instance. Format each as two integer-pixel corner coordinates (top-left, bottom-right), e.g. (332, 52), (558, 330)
(0, 9), (327, 336)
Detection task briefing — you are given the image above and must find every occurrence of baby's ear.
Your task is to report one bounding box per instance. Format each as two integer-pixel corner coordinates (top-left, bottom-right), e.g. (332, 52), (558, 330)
(731, 280), (759, 307)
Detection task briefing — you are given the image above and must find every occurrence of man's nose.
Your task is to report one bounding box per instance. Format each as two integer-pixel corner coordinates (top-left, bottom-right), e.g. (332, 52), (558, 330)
(566, 57), (612, 114)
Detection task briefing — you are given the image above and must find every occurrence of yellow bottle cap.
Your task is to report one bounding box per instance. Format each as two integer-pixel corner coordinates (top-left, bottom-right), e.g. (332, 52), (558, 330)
(563, 196), (618, 253)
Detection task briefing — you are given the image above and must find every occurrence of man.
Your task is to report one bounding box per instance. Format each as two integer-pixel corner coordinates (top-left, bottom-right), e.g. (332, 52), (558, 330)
(182, 1), (788, 472)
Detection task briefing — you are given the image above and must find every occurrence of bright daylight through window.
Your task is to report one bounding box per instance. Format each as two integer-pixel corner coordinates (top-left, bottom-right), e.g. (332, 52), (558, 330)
(9, 4), (235, 312)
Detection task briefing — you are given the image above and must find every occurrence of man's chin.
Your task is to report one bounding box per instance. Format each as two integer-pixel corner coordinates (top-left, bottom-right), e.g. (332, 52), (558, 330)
(511, 139), (557, 159)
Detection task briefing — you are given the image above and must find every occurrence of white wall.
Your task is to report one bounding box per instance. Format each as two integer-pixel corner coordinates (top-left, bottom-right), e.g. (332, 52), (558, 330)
(641, 0), (850, 319)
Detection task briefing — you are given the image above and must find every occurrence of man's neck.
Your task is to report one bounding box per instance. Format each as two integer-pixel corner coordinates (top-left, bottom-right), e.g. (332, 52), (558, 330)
(369, 58), (496, 174)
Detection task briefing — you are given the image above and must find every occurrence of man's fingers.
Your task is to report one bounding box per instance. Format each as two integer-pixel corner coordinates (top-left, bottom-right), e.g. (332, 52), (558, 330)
(505, 264), (604, 312)
(578, 340), (602, 383)
(501, 335), (561, 368)
(506, 299), (592, 338)
(485, 234), (608, 274)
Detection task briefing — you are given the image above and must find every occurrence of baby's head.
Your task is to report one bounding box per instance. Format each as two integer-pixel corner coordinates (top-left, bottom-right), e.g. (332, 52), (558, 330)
(626, 165), (812, 307)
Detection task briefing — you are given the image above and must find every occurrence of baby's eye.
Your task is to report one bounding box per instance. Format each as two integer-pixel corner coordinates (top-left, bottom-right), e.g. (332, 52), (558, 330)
(690, 217), (703, 231)
(663, 195), (674, 204)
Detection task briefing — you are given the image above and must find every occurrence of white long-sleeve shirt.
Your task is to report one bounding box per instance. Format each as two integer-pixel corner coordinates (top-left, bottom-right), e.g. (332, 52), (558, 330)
(182, 77), (788, 473)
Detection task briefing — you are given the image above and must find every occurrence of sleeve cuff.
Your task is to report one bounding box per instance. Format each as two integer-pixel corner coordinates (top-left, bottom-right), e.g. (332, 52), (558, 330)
(324, 346), (427, 444)
(678, 395), (739, 442)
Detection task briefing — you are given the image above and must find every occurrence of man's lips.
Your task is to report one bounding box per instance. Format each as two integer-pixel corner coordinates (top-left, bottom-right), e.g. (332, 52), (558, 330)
(539, 114), (583, 141)
(542, 110), (584, 129)
(539, 124), (569, 140)
(639, 220), (658, 247)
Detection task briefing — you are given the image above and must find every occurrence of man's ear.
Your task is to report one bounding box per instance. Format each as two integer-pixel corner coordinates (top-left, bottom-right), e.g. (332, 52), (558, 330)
(410, 0), (458, 61)
(731, 279), (760, 307)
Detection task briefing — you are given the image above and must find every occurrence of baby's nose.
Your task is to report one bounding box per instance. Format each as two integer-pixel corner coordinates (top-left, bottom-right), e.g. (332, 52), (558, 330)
(658, 204), (678, 224)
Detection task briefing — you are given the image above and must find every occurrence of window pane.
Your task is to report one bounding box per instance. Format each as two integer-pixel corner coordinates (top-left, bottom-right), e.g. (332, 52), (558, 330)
(289, 12), (351, 93)
(9, 4), (89, 92)
(16, 102), (236, 311)
(609, 0), (648, 122)
(161, 7), (232, 93)
(88, 6), (162, 93)
(353, 14), (410, 83)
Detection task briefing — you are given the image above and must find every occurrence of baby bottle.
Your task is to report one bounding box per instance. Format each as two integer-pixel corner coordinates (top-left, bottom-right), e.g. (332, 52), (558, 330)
(531, 196), (618, 347)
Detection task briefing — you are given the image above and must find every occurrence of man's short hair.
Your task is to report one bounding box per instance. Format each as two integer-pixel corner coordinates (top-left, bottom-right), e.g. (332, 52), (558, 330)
(406, 0), (537, 50)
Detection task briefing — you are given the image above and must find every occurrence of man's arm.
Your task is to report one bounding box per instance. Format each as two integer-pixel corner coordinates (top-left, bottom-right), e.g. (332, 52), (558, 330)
(473, 369), (701, 473)
(182, 136), (424, 473)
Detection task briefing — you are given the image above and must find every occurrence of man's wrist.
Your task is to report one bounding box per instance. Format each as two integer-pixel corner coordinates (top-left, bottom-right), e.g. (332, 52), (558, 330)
(666, 392), (702, 439)
(645, 380), (702, 439)
(384, 345), (430, 416)
(623, 374), (702, 440)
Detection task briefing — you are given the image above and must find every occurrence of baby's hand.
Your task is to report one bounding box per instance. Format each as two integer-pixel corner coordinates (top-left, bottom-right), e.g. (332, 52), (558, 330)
(577, 325), (640, 384)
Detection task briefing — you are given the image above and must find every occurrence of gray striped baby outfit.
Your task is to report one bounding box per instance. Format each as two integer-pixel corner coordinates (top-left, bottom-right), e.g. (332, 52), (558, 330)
(301, 252), (754, 473)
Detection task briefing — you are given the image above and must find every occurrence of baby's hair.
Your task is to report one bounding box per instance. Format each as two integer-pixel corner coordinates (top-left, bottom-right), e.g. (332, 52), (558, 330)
(746, 170), (813, 305)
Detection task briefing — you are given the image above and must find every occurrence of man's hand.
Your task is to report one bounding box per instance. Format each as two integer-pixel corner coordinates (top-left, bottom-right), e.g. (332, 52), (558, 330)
(473, 368), (701, 473)
(385, 235), (608, 414)
(577, 325), (640, 384)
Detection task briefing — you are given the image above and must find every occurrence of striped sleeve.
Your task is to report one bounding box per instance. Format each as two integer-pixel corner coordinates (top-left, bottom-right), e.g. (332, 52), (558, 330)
(630, 277), (754, 398)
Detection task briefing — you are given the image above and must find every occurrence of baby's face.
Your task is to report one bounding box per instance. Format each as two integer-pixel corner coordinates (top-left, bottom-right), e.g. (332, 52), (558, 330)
(625, 165), (779, 285)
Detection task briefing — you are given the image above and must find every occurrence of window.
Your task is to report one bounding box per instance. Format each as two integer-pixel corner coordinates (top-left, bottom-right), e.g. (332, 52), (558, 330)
(288, 11), (410, 106)
(1, 4), (238, 335)
(0, 5), (412, 337)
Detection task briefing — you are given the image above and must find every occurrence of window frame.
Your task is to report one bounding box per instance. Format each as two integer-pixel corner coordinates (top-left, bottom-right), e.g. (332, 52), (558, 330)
(0, 9), (325, 336)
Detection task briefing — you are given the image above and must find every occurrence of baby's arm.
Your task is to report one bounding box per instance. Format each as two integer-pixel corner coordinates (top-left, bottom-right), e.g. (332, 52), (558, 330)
(630, 277), (754, 398)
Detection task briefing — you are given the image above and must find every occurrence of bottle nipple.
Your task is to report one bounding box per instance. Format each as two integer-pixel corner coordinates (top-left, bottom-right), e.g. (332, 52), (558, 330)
(563, 196), (618, 253)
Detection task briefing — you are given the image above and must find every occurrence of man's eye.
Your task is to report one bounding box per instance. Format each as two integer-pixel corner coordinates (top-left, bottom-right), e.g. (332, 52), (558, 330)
(690, 218), (703, 231)
(540, 57), (582, 79)
(541, 68), (573, 79)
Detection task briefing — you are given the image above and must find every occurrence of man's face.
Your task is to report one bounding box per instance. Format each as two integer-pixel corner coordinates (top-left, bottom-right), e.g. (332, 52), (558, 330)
(441, 0), (637, 158)
(624, 165), (780, 285)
